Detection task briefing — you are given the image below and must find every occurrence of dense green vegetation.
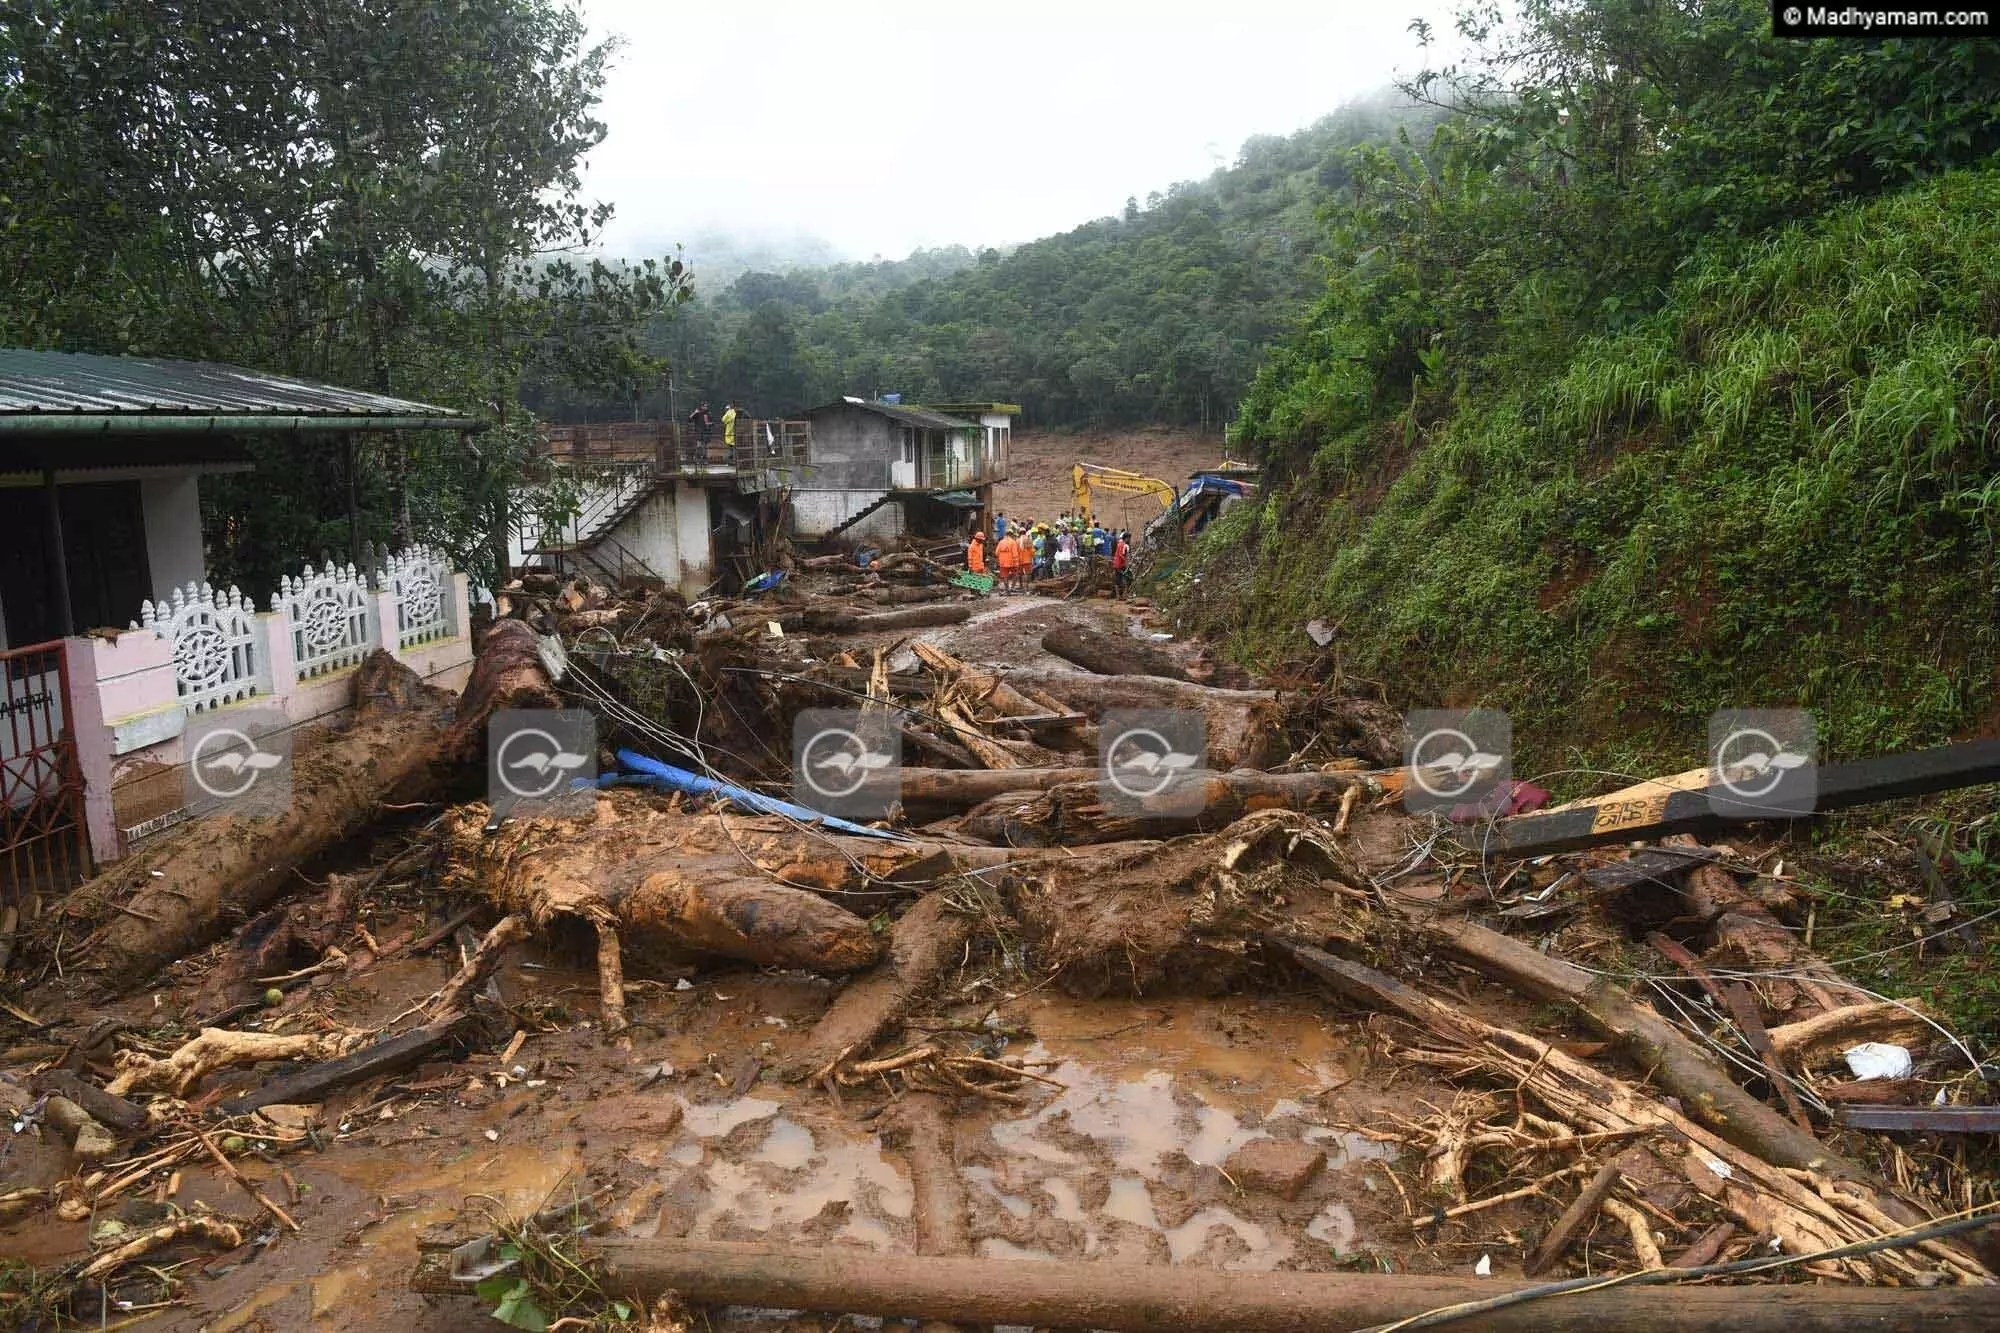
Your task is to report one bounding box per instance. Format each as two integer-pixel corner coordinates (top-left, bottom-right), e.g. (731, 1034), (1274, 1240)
(538, 94), (1445, 430)
(1174, 0), (2000, 777)
(1, 0), (683, 588)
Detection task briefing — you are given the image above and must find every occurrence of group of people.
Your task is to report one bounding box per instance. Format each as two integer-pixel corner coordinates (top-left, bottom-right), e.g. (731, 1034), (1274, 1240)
(686, 401), (737, 451)
(965, 509), (1134, 597)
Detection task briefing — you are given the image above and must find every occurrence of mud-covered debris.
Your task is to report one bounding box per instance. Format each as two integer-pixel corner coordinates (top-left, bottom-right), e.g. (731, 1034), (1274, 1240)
(1221, 1139), (1326, 1199)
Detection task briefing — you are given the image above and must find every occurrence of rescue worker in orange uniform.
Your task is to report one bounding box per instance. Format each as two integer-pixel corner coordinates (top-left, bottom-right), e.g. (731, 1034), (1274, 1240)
(995, 528), (1021, 592)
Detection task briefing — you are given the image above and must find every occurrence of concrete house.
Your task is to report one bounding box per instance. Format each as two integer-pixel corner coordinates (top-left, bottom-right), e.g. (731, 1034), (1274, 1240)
(0, 349), (477, 891)
(793, 398), (1013, 542)
(516, 398), (1016, 585)
(515, 415), (811, 597)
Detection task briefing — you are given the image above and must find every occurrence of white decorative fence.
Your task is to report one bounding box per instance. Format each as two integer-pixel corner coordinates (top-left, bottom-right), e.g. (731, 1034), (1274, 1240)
(382, 544), (453, 650)
(130, 545), (459, 708)
(274, 561), (375, 679)
(135, 583), (262, 713)
(77, 546), (476, 866)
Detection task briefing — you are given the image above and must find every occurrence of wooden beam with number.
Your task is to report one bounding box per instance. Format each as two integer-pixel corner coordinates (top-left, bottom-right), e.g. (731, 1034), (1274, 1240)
(1483, 740), (2000, 859)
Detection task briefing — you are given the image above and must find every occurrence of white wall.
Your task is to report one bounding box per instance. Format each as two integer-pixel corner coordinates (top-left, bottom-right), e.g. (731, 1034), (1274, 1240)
(609, 490), (682, 581)
(140, 473), (205, 596)
(792, 490), (904, 543)
(672, 481), (712, 595)
(597, 482), (716, 599)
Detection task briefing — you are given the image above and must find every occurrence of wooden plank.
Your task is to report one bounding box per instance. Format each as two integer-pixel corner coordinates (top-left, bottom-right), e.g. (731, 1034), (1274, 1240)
(218, 1018), (470, 1117)
(1487, 740), (2000, 858)
(1720, 982), (1816, 1135)
(1522, 1160), (1621, 1276)
(1583, 845), (1720, 892)
(1834, 1105), (2000, 1133)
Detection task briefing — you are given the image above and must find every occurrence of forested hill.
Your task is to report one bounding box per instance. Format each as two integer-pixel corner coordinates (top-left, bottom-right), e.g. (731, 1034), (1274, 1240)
(529, 93), (1445, 429)
(1172, 0), (2000, 774)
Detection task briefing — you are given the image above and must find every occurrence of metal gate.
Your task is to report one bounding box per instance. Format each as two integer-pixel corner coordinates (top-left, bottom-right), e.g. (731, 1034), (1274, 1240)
(1, 639), (90, 899)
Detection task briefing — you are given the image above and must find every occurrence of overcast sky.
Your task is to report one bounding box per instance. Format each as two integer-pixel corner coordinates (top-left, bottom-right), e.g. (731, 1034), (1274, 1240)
(583, 0), (1462, 264)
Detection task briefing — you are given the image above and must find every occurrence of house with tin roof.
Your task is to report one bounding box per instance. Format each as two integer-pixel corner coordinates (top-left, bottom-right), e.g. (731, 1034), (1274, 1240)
(794, 397), (1013, 542)
(0, 348), (479, 887)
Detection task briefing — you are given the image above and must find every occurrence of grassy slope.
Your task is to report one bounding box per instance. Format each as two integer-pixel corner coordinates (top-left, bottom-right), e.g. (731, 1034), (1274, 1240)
(1175, 172), (2000, 782)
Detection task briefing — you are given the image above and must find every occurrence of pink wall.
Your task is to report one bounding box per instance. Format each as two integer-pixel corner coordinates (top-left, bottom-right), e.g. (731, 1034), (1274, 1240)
(70, 572), (476, 864)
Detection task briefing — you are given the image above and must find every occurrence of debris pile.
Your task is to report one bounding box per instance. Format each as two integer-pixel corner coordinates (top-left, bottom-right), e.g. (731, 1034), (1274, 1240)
(1, 557), (1995, 1330)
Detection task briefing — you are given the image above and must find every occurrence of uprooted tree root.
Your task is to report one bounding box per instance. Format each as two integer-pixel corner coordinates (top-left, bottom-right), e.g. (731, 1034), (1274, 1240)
(1015, 808), (1378, 996)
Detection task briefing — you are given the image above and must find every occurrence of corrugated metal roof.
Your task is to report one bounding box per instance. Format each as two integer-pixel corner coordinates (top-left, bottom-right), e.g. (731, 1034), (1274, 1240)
(0, 349), (468, 420)
(804, 399), (979, 431)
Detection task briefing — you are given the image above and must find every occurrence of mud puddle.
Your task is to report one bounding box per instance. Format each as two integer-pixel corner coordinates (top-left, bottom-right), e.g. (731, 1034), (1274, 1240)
(634, 988), (1397, 1290)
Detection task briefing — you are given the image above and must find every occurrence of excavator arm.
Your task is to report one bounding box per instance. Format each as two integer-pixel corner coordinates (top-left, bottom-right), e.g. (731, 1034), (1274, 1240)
(1071, 462), (1177, 518)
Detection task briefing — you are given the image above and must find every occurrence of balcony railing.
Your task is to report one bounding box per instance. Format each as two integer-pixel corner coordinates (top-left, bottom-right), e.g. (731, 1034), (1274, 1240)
(913, 450), (1005, 490)
(540, 420), (811, 476)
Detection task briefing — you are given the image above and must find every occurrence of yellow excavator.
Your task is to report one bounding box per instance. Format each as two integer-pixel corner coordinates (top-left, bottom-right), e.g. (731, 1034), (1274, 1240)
(1071, 462), (1176, 520)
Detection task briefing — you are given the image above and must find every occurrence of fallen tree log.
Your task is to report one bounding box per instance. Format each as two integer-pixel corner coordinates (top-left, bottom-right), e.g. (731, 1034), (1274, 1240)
(438, 796), (1136, 1020)
(106, 1027), (364, 1099)
(219, 1016), (473, 1116)
(61, 626), (552, 984)
(1665, 837), (1844, 1017)
(443, 796), (888, 982)
(785, 893), (976, 1080)
(581, 1237), (1995, 1332)
(1275, 939), (1990, 1283)
(959, 768), (1386, 846)
(1767, 1002), (1934, 1066)
(855, 585), (956, 606)
(895, 767), (1102, 818)
(1040, 624), (1191, 681)
(1409, 913), (1881, 1190)
(802, 604), (972, 635)
(875, 1093), (974, 1333)
(998, 667), (1285, 770)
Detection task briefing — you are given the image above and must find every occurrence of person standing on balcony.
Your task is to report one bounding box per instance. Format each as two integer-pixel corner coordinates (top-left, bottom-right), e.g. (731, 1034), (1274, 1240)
(689, 401), (713, 447)
(722, 402), (739, 453)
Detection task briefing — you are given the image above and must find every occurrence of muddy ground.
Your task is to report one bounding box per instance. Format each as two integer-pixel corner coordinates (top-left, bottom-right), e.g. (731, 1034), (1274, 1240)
(4, 910), (1533, 1331)
(991, 428), (1232, 530)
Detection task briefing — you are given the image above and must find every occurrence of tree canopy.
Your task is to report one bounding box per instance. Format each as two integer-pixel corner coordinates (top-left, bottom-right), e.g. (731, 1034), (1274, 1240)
(0, 0), (687, 588)
(1174, 0), (2000, 771)
(538, 93), (1445, 430)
